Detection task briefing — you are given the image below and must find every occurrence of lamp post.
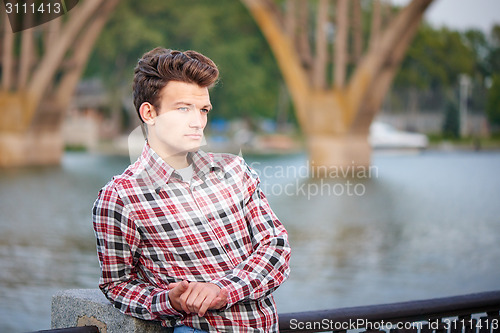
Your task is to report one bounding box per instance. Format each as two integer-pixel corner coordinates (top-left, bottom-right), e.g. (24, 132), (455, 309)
(459, 74), (471, 138)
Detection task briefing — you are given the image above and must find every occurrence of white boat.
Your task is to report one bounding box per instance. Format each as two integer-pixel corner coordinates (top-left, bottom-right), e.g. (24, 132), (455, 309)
(369, 121), (428, 149)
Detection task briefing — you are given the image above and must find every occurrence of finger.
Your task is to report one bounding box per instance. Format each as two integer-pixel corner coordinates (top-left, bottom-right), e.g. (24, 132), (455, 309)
(210, 288), (228, 309)
(185, 283), (205, 314)
(167, 282), (180, 290)
(176, 281), (192, 314)
(179, 283), (196, 314)
(169, 280), (187, 299)
(174, 281), (189, 296)
(179, 293), (191, 314)
(197, 286), (219, 317)
(168, 281), (190, 313)
(198, 296), (211, 317)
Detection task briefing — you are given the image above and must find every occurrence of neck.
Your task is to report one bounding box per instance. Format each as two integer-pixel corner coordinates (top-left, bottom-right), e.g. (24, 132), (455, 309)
(164, 153), (190, 170)
(147, 140), (191, 170)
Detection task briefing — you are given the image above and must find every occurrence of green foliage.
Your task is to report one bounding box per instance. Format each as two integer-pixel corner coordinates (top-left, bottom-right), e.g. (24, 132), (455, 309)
(487, 25), (500, 74)
(485, 25), (500, 132)
(84, 0), (282, 121)
(85, 1), (500, 130)
(442, 98), (460, 138)
(462, 29), (491, 78)
(487, 74), (500, 129)
(395, 24), (475, 89)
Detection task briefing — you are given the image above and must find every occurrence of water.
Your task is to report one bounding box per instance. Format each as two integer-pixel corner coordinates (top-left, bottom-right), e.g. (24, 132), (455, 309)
(1, 150), (499, 332)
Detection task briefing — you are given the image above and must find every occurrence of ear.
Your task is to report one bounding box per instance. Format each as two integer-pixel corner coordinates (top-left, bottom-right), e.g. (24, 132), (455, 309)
(139, 102), (157, 125)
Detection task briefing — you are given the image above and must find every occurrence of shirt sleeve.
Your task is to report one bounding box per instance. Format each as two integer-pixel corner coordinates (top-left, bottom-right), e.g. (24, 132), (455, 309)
(211, 161), (291, 307)
(92, 185), (182, 322)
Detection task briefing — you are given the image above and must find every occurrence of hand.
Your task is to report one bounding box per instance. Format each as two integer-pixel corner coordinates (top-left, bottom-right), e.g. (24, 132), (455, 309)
(168, 280), (189, 314)
(168, 281), (228, 317)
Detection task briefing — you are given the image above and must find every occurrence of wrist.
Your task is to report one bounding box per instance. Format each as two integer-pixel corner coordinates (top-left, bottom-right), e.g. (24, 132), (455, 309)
(150, 290), (183, 317)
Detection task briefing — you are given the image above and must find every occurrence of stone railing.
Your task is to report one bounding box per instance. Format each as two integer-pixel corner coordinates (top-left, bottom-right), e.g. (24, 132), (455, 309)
(50, 289), (171, 333)
(48, 289), (500, 333)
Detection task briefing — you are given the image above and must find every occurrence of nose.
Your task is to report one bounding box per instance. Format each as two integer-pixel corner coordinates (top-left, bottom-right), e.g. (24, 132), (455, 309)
(189, 110), (205, 129)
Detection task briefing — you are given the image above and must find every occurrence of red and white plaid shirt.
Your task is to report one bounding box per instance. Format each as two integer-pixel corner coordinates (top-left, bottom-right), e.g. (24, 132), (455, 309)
(93, 143), (291, 332)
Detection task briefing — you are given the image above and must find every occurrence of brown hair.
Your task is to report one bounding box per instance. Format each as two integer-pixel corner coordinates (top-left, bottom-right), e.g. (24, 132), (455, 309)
(133, 47), (219, 122)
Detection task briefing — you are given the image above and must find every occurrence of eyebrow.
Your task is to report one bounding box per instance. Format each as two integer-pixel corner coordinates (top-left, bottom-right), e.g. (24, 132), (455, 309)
(173, 101), (212, 109)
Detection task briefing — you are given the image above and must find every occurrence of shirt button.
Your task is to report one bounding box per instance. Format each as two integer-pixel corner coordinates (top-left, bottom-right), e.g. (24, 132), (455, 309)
(224, 244), (230, 250)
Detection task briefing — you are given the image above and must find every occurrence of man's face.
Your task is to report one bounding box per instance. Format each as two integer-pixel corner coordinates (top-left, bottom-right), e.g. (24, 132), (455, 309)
(147, 81), (212, 160)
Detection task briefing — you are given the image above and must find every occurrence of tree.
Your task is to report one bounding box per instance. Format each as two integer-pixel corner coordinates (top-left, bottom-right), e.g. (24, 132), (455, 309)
(0, 0), (120, 167)
(85, 0), (282, 124)
(442, 98), (460, 138)
(485, 25), (500, 132)
(392, 24), (477, 131)
(487, 25), (500, 74)
(487, 74), (500, 130)
(240, 0), (434, 175)
(396, 25), (475, 90)
(462, 29), (491, 80)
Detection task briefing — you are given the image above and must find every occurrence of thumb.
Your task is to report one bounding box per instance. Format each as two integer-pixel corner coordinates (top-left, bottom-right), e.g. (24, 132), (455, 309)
(171, 280), (189, 296)
(178, 280), (189, 291)
(168, 280), (190, 314)
(167, 282), (180, 290)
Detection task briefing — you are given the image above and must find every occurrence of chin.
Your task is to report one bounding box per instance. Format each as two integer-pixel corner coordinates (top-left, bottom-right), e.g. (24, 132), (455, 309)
(185, 145), (202, 153)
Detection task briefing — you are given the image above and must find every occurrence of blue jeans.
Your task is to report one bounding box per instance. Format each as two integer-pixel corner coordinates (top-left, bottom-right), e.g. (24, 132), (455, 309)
(173, 325), (208, 333)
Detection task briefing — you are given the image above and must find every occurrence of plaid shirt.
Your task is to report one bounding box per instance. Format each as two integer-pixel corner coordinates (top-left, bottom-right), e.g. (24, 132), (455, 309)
(93, 144), (291, 332)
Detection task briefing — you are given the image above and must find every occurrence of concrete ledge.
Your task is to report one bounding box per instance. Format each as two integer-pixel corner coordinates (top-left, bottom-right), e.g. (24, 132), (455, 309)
(51, 289), (172, 333)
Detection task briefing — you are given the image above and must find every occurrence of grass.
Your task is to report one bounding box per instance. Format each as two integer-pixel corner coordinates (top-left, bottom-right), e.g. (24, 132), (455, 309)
(427, 133), (500, 150)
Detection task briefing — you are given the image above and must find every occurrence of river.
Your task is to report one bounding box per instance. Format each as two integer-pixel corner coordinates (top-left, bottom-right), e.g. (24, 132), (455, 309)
(0, 149), (499, 332)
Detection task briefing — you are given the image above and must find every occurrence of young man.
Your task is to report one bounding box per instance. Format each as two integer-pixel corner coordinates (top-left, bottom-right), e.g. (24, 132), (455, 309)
(92, 48), (291, 332)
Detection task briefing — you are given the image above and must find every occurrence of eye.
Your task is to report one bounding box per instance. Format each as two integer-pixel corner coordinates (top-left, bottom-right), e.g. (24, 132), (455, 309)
(201, 108), (211, 114)
(177, 107), (189, 112)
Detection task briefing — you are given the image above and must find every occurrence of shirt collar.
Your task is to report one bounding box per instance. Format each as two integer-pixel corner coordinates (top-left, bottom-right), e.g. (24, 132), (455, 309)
(139, 143), (221, 190)
(190, 148), (221, 177)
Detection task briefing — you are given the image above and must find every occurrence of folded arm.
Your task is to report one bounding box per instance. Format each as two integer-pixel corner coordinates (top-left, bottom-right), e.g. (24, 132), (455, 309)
(93, 187), (181, 321)
(210, 167), (291, 307)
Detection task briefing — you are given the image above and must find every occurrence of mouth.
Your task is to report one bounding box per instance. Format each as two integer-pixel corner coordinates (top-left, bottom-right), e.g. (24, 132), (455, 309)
(185, 134), (202, 139)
